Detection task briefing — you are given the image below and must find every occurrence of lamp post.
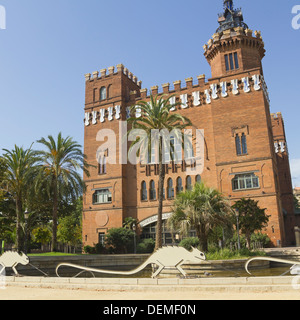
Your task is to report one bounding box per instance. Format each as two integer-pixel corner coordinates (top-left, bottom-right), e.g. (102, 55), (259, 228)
(235, 208), (241, 251)
(24, 210), (29, 254)
(132, 223), (136, 254)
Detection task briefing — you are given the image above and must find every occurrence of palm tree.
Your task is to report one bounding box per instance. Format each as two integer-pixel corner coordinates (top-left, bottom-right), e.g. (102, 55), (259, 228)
(36, 132), (91, 252)
(127, 94), (192, 250)
(1, 145), (39, 251)
(168, 182), (232, 252)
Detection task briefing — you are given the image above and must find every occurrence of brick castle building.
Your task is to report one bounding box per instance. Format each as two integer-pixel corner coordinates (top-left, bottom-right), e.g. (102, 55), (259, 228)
(82, 0), (297, 248)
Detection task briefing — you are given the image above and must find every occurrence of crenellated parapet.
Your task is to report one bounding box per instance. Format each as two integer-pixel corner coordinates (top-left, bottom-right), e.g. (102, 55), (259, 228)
(84, 73), (269, 127)
(137, 75), (206, 100)
(204, 27), (265, 62)
(84, 64), (142, 88)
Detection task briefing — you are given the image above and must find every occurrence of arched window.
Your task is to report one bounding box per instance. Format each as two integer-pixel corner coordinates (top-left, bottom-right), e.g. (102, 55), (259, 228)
(186, 176), (192, 190)
(100, 87), (107, 101)
(196, 175), (201, 184)
(107, 85), (111, 99)
(176, 177), (183, 194)
(150, 180), (156, 200)
(167, 178), (174, 199)
(141, 181), (147, 201)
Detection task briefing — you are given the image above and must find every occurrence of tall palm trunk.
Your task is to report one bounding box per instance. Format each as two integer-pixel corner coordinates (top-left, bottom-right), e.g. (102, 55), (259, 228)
(197, 225), (208, 252)
(155, 139), (165, 250)
(16, 196), (22, 252)
(52, 178), (58, 252)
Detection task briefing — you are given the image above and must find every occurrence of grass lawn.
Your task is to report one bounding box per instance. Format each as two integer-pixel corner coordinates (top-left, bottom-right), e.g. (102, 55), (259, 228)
(206, 248), (267, 261)
(28, 252), (81, 257)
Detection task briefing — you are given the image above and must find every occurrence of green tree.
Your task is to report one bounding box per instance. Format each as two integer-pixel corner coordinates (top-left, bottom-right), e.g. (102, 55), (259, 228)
(57, 215), (82, 247)
(123, 217), (138, 230)
(168, 182), (232, 252)
(232, 198), (270, 249)
(32, 227), (52, 249)
(1, 145), (39, 251)
(35, 133), (91, 252)
(127, 94), (192, 250)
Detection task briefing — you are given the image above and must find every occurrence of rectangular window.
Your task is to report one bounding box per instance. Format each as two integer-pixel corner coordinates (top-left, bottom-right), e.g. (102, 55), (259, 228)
(232, 174), (260, 191)
(229, 53), (234, 70)
(235, 134), (242, 156)
(241, 133), (248, 154)
(235, 133), (248, 156)
(93, 189), (112, 204)
(234, 52), (239, 69)
(225, 52), (239, 71)
(225, 54), (230, 71)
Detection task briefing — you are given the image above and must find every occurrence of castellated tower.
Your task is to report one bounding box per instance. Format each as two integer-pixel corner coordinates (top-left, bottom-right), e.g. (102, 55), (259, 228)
(205, 0), (265, 79)
(82, 65), (141, 247)
(82, 0), (296, 249)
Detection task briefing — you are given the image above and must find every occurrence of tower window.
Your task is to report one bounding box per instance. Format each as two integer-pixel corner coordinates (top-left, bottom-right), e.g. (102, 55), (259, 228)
(234, 52), (239, 69)
(141, 181), (148, 201)
(235, 134), (248, 156)
(229, 53), (234, 70)
(93, 189), (112, 204)
(93, 88), (97, 102)
(225, 52), (239, 71)
(176, 177), (183, 194)
(232, 173), (260, 191)
(225, 55), (230, 71)
(100, 87), (107, 101)
(150, 180), (156, 200)
(98, 156), (107, 175)
(235, 134), (242, 155)
(241, 133), (248, 154)
(186, 176), (192, 190)
(167, 178), (174, 199)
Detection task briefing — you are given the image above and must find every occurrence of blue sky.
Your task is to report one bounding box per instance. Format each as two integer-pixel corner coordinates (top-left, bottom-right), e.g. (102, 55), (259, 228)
(0, 0), (299, 186)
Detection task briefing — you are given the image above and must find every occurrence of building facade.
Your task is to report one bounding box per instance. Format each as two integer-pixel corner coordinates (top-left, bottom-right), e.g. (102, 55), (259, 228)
(82, 0), (297, 248)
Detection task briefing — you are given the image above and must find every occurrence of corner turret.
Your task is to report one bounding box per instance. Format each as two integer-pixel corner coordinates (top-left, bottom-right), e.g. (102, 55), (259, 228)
(204, 0), (265, 79)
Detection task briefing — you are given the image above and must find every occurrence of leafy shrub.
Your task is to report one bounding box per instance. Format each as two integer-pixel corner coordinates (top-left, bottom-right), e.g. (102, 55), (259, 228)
(179, 237), (200, 251)
(137, 239), (155, 254)
(83, 245), (96, 254)
(251, 232), (271, 248)
(206, 248), (266, 260)
(105, 228), (134, 254)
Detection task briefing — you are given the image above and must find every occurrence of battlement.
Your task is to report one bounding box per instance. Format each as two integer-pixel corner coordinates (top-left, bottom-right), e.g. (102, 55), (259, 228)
(133, 73), (269, 106)
(204, 27), (263, 54)
(84, 64), (142, 88)
(271, 112), (283, 120)
(136, 75), (206, 99)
